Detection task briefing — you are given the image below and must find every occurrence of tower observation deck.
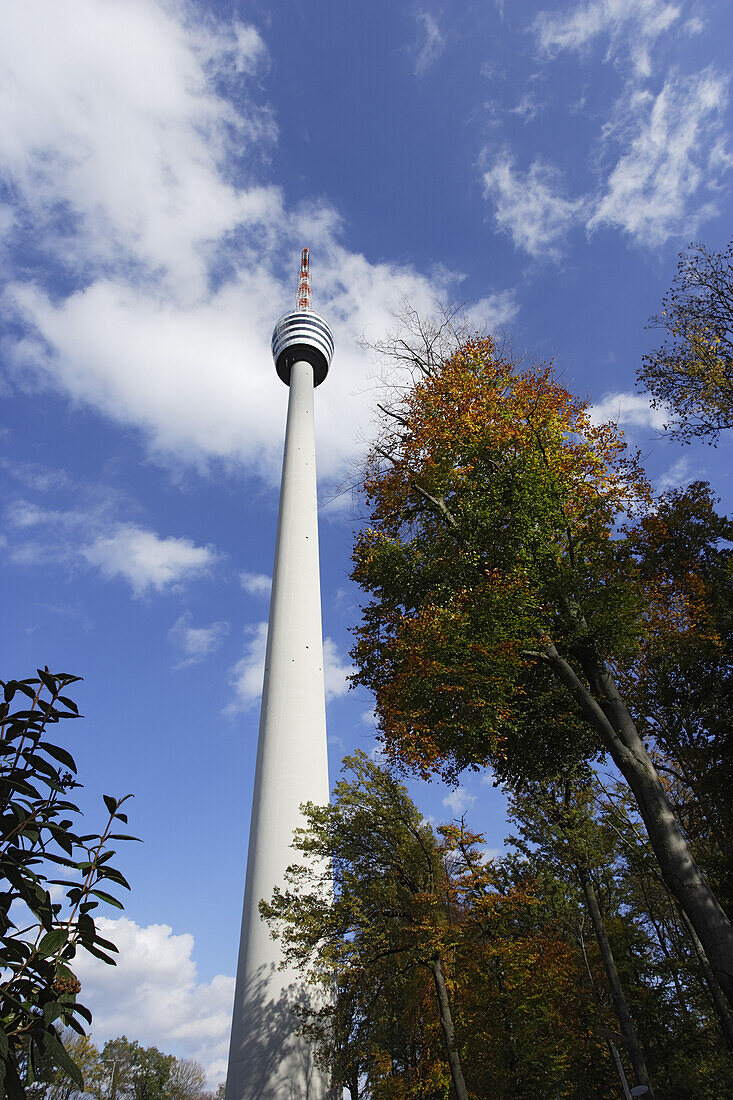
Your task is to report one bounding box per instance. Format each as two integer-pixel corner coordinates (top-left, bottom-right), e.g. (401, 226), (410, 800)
(224, 250), (336, 1100)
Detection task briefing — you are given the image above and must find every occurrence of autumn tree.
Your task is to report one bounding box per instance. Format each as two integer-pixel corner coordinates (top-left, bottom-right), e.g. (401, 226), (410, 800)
(350, 331), (733, 1006)
(592, 775), (733, 1088)
(440, 825), (617, 1098)
(622, 481), (733, 910)
(0, 671), (135, 1098)
(637, 237), (733, 442)
(262, 751), (469, 1100)
(506, 777), (655, 1097)
(165, 1058), (207, 1100)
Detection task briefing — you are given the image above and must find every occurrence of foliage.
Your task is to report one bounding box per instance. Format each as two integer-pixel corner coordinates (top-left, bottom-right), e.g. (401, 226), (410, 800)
(352, 337), (647, 783)
(349, 328), (733, 1009)
(27, 1030), (104, 1100)
(262, 751), (468, 1098)
(0, 670), (136, 1099)
(263, 753), (643, 1099)
(28, 1033), (211, 1100)
(622, 481), (733, 909)
(97, 1037), (175, 1100)
(165, 1058), (207, 1100)
(638, 237), (733, 443)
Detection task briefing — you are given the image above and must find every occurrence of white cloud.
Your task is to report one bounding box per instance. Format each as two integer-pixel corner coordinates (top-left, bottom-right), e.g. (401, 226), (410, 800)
(323, 637), (356, 701)
(534, 0), (682, 77)
(4, 491), (216, 595)
(83, 525), (215, 595)
(239, 571), (272, 596)
(0, 0), (273, 295)
(0, 0), (517, 487)
(657, 455), (694, 491)
(225, 627), (353, 714)
(589, 390), (668, 430)
(1, 459), (68, 493)
(225, 621), (268, 714)
(589, 71), (731, 245)
(169, 611), (229, 668)
(482, 70), (730, 256)
(482, 154), (587, 258)
(73, 917), (233, 1086)
(414, 12), (445, 76)
(442, 786), (477, 816)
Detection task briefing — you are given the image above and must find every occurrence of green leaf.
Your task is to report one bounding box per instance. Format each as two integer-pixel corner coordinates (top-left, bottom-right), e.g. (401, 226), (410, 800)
(38, 928), (69, 955)
(43, 1028), (84, 1089)
(103, 794), (118, 815)
(37, 669), (58, 694)
(81, 941), (117, 964)
(43, 1000), (64, 1024)
(91, 888), (124, 909)
(39, 742), (78, 771)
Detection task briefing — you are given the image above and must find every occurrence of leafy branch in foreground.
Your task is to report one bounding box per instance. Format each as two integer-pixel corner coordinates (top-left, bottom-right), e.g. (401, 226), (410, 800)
(0, 670), (137, 1098)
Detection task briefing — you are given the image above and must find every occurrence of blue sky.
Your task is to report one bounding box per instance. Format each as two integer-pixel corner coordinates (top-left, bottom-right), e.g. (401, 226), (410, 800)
(1, 0), (732, 1083)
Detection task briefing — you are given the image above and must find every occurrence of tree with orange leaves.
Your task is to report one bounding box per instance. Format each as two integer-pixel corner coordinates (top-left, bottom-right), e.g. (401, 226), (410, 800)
(350, 327), (733, 1009)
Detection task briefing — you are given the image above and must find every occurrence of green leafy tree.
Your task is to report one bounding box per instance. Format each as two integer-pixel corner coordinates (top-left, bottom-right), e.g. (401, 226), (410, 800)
(506, 777), (655, 1098)
(97, 1038), (174, 1100)
(638, 237), (733, 442)
(0, 670), (136, 1099)
(592, 776), (733, 1092)
(262, 751), (469, 1100)
(622, 481), (733, 910)
(349, 331), (733, 1006)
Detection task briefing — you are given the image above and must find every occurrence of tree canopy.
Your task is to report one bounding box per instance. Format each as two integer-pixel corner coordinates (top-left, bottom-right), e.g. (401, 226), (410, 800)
(349, 331), (733, 1009)
(638, 237), (733, 443)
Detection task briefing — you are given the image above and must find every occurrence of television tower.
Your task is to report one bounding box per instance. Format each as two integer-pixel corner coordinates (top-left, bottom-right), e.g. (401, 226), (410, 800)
(225, 250), (335, 1099)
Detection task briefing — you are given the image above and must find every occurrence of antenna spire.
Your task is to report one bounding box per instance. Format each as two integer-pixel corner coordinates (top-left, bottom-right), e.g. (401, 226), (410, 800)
(296, 247), (311, 311)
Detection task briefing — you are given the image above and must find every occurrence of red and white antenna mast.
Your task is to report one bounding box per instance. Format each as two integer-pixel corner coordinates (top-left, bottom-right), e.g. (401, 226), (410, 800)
(296, 246), (311, 311)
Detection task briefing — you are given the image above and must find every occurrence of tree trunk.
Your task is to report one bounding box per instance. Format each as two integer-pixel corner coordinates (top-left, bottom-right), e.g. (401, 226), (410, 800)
(576, 864), (655, 1099)
(677, 902), (733, 1053)
(541, 637), (733, 1009)
(427, 954), (470, 1100)
(607, 1041), (633, 1100)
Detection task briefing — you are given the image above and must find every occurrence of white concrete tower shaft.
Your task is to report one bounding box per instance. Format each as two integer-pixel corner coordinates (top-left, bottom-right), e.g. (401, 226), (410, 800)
(225, 258), (335, 1100)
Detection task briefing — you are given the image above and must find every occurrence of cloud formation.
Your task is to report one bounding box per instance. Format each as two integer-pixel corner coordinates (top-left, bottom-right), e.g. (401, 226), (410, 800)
(482, 155), (588, 259)
(589, 71), (730, 245)
(239, 571), (272, 596)
(73, 917), (233, 1086)
(414, 12), (445, 76)
(442, 786), (477, 816)
(534, 0), (683, 77)
(4, 497), (216, 595)
(84, 526), (215, 595)
(480, 2), (730, 258)
(0, 1), (515, 486)
(169, 611), (230, 668)
(482, 72), (730, 257)
(589, 390), (668, 430)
